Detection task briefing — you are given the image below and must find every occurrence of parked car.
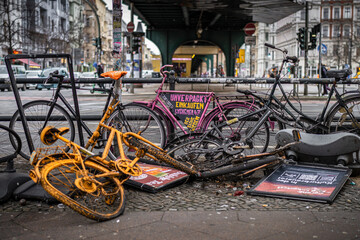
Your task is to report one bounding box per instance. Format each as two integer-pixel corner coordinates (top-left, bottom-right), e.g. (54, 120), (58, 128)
(37, 67), (69, 90)
(0, 65), (27, 91)
(25, 70), (42, 89)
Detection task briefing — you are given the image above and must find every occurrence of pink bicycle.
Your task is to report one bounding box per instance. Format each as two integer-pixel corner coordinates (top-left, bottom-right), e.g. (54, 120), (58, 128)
(123, 65), (271, 154)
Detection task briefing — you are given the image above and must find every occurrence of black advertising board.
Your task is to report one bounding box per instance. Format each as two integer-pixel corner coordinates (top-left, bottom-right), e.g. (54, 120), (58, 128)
(248, 164), (352, 203)
(160, 92), (210, 131)
(125, 163), (189, 193)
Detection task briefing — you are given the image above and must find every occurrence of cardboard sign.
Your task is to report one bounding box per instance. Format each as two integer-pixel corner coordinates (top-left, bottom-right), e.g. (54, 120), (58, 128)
(248, 164), (351, 203)
(160, 93), (209, 131)
(125, 163), (189, 193)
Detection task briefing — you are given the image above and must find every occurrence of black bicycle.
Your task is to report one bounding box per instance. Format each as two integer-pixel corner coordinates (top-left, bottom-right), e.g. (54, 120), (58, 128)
(9, 71), (165, 160)
(166, 43), (360, 163)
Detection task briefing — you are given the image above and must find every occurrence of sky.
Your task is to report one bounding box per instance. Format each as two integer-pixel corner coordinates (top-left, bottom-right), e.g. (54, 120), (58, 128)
(104, 0), (160, 54)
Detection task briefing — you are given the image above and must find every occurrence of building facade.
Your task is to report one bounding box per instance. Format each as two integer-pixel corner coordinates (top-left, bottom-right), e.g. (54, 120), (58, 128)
(255, 0), (360, 77)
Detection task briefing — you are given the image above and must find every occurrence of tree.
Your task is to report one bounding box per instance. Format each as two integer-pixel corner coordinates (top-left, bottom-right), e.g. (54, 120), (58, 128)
(0, 0), (24, 54)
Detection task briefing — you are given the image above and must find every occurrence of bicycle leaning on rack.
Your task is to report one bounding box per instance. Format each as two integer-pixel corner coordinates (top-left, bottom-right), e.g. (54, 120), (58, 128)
(9, 70), (165, 160)
(28, 70), (299, 221)
(130, 65), (269, 154)
(172, 43), (360, 155)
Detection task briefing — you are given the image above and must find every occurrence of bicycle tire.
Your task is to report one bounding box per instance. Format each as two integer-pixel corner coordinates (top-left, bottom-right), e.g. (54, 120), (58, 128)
(132, 102), (173, 140)
(0, 124), (21, 163)
(40, 159), (126, 221)
(9, 100), (75, 159)
(127, 137), (198, 175)
(325, 95), (360, 134)
(105, 103), (166, 160)
(165, 136), (223, 172)
(200, 102), (270, 154)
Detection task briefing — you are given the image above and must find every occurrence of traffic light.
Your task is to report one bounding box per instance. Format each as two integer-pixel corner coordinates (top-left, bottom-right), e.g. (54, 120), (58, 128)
(92, 37), (101, 50)
(297, 27), (306, 50)
(309, 24), (320, 50)
(309, 31), (317, 50)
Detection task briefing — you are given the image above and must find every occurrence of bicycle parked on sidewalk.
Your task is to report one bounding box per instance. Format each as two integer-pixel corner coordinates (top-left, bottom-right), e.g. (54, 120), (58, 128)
(9, 70), (165, 160)
(166, 43), (360, 159)
(128, 65), (267, 154)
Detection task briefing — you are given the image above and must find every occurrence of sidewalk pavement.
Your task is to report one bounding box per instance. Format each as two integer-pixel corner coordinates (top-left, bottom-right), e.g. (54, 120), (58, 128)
(2, 208), (359, 240)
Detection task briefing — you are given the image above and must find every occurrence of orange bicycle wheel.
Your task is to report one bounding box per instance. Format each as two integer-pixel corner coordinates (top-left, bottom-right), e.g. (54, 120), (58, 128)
(40, 159), (126, 221)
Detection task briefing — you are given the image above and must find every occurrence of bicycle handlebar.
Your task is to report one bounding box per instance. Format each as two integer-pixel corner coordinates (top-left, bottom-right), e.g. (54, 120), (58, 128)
(160, 64), (173, 77)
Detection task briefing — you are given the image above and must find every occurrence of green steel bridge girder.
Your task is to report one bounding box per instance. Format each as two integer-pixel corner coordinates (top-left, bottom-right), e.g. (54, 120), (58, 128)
(146, 29), (245, 77)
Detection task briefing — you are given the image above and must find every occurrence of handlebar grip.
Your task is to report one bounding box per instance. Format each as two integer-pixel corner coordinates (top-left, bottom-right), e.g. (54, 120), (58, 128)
(286, 56), (298, 63)
(265, 43), (276, 49)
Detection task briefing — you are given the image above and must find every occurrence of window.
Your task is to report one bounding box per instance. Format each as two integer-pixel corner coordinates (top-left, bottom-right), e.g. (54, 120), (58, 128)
(265, 32), (269, 41)
(344, 25), (350, 37)
(323, 8), (329, 19)
(40, 7), (47, 28)
(344, 45), (349, 56)
(344, 7), (351, 19)
(357, 8), (360, 20)
(300, 10), (305, 20)
(60, 18), (66, 32)
(322, 25), (329, 37)
(333, 25), (340, 37)
(357, 26), (360, 37)
(334, 7), (340, 19)
(333, 45), (338, 56)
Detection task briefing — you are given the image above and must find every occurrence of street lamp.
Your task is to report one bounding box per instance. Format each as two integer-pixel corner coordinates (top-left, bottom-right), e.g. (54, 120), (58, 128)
(84, 0), (102, 63)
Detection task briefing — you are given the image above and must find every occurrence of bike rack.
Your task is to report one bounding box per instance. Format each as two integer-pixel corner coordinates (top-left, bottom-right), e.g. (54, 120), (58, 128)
(4, 54), (85, 151)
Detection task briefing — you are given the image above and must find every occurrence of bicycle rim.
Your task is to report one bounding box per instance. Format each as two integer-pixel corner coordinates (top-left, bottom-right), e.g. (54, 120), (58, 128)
(0, 124), (21, 163)
(201, 103), (270, 154)
(326, 96), (360, 134)
(9, 100), (75, 160)
(40, 159), (126, 221)
(106, 104), (166, 160)
(166, 137), (223, 172)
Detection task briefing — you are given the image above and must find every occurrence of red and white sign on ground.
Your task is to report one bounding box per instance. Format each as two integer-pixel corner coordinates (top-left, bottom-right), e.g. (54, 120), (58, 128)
(244, 23), (256, 36)
(127, 22), (135, 33)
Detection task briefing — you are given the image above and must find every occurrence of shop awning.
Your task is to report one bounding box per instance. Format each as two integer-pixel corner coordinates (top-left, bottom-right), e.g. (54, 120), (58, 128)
(18, 59), (41, 67)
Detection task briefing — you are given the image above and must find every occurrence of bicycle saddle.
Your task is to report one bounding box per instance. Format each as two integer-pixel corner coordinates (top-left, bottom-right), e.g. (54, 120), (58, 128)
(40, 126), (70, 145)
(326, 69), (352, 81)
(275, 129), (360, 157)
(101, 71), (128, 80)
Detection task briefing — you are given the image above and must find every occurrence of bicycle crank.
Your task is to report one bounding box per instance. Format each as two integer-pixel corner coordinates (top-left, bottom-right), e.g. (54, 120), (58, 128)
(115, 159), (142, 176)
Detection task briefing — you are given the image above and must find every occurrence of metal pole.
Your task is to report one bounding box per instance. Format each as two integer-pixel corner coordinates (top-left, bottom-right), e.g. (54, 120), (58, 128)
(130, 3), (134, 93)
(319, 23), (322, 78)
(349, 36), (352, 70)
(318, 23), (322, 96)
(304, 1), (309, 95)
(84, 0), (102, 63)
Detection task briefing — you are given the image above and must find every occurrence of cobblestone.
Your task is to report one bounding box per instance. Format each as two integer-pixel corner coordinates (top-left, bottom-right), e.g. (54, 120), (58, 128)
(1, 158), (360, 215)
